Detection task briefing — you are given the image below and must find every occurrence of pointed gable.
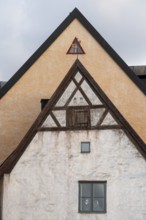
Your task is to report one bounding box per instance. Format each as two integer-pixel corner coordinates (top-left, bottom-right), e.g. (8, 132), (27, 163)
(0, 8), (146, 166)
(0, 8), (145, 99)
(41, 60), (121, 130)
(0, 60), (146, 177)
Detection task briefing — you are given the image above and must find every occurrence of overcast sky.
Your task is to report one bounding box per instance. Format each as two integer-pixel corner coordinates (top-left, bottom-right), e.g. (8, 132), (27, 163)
(0, 0), (146, 81)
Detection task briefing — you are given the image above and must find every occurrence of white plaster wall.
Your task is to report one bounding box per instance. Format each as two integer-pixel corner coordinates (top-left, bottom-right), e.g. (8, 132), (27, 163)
(55, 72), (103, 108)
(55, 81), (76, 107)
(90, 109), (105, 126)
(2, 130), (146, 220)
(81, 80), (102, 105)
(69, 90), (88, 106)
(53, 110), (66, 127)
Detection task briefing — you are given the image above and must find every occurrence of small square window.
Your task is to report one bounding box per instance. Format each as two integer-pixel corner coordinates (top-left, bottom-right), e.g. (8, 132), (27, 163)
(81, 142), (90, 153)
(79, 181), (106, 213)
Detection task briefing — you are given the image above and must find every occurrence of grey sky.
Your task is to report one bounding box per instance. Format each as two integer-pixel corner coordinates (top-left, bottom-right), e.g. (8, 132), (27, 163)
(0, 0), (146, 81)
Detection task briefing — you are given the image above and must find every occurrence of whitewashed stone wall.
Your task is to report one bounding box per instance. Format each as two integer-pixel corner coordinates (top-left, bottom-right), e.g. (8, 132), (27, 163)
(2, 129), (146, 220)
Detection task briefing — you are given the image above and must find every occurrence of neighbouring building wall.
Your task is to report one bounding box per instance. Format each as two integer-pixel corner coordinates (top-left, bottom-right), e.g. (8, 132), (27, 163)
(0, 178), (3, 220)
(1, 19), (146, 164)
(2, 130), (146, 220)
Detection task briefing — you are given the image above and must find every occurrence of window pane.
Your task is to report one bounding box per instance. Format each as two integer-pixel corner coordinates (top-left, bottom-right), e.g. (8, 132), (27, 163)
(74, 110), (88, 126)
(81, 142), (90, 153)
(93, 198), (105, 212)
(93, 183), (105, 197)
(80, 183), (92, 197)
(80, 198), (91, 212)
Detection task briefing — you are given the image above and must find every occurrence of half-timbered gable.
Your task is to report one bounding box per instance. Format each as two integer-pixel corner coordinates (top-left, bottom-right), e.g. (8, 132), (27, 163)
(0, 60), (146, 220)
(0, 8), (146, 220)
(0, 8), (146, 165)
(41, 62), (121, 131)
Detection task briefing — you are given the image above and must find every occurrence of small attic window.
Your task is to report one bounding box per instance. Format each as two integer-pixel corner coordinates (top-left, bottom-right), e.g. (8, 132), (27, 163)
(81, 142), (90, 153)
(67, 107), (90, 128)
(67, 38), (85, 54)
(41, 99), (49, 110)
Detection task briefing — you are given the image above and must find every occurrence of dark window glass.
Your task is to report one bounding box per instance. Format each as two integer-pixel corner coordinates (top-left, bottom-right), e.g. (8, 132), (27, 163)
(80, 198), (91, 212)
(79, 182), (106, 213)
(67, 107), (90, 128)
(93, 198), (105, 212)
(80, 183), (92, 197)
(93, 183), (104, 197)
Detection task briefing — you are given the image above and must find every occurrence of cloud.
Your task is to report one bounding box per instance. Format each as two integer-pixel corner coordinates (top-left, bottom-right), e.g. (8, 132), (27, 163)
(88, 0), (146, 65)
(0, 0), (146, 81)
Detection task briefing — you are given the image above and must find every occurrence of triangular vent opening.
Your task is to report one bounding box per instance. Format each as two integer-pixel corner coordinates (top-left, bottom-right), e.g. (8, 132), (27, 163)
(67, 38), (85, 54)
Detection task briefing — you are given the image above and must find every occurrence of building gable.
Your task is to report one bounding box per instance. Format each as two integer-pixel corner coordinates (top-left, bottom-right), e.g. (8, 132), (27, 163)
(41, 63), (120, 131)
(0, 8), (146, 166)
(0, 60), (145, 177)
(0, 8), (145, 99)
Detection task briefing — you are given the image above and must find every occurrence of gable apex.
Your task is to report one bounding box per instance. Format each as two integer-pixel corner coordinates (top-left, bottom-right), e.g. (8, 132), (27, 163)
(1, 8), (146, 99)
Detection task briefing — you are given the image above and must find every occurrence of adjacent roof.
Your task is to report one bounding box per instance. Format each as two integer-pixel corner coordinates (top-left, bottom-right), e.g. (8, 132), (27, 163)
(130, 66), (146, 75)
(0, 8), (146, 99)
(0, 81), (6, 89)
(130, 66), (146, 85)
(0, 59), (146, 177)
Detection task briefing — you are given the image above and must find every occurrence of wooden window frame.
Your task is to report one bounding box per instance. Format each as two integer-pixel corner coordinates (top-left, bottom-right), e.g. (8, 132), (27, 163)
(79, 181), (106, 213)
(67, 106), (90, 129)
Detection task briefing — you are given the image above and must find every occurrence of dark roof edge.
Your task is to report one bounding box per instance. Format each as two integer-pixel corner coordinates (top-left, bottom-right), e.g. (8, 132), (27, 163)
(0, 8), (78, 98)
(0, 60), (80, 176)
(75, 10), (146, 95)
(0, 59), (145, 178)
(1, 8), (146, 99)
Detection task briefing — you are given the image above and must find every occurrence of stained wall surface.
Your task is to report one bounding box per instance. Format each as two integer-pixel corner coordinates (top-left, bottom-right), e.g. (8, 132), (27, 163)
(2, 130), (146, 220)
(0, 19), (146, 163)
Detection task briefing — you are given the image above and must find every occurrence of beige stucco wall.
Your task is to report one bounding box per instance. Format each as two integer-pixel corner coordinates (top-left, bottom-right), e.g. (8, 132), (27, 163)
(0, 19), (146, 163)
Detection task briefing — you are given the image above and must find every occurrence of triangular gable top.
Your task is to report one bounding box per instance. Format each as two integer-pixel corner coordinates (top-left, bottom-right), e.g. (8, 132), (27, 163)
(0, 59), (145, 177)
(0, 8), (146, 99)
(40, 62), (120, 130)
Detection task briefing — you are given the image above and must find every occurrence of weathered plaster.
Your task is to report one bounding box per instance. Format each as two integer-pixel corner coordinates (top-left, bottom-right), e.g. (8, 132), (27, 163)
(0, 18), (146, 164)
(74, 71), (83, 82)
(90, 109), (105, 126)
(81, 80), (102, 105)
(42, 115), (57, 128)
(55, 81), (76, 107)
(101, 112), (118, 126)
(52, 110), (66, 127)
(69, 90), (88, 106)
(42, 74), (118, 128)
(42, 107), (117, 128)
(2, 130), (146, 220)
